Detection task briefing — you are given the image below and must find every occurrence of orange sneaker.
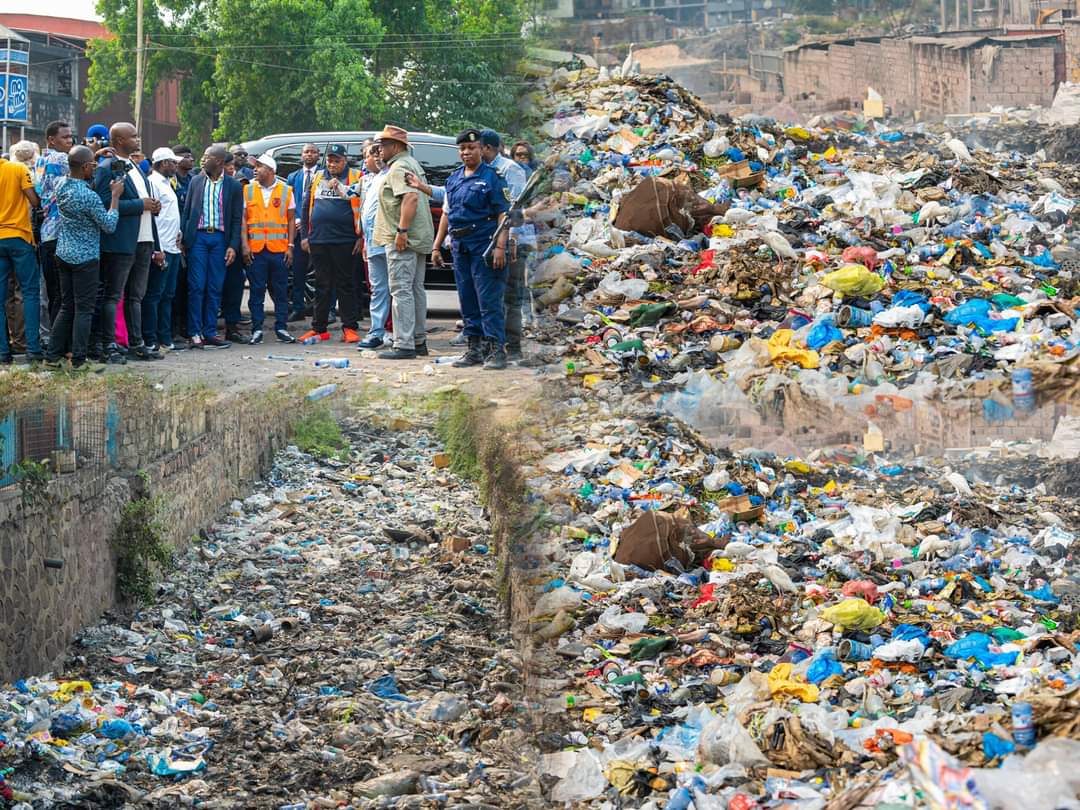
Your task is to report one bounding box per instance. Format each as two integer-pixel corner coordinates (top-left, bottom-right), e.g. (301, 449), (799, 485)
(298, 330), (330, 343)
(342, 327), (361, 344)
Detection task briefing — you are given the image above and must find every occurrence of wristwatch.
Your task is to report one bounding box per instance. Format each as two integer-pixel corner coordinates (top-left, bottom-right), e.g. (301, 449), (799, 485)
(396, 227), (408, 234)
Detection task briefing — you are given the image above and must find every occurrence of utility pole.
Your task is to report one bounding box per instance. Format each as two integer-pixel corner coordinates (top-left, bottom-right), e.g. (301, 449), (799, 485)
(134, 0), (144, 138)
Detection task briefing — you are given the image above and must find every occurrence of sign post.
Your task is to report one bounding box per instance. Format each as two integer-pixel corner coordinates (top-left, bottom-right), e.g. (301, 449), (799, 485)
(0, 25), (30, 154)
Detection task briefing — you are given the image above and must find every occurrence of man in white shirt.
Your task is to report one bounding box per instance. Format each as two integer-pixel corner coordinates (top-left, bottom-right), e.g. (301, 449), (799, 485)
(241, 153), (296, 344)
(142, 147), (183, 351)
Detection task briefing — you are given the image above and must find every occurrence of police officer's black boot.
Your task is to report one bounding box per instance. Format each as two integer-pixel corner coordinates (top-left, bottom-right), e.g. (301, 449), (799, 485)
(453, 335), (484, 368)
(484, 341), (507, 370)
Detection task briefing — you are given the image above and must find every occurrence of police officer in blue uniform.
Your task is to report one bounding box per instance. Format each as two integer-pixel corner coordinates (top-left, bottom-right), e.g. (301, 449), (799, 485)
(432, 129), (511, 370)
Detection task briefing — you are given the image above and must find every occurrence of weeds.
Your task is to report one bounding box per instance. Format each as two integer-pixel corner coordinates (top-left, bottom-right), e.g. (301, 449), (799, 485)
(11, 459), (53, 512)
(292, 405), (347, 459)
(433, 391), (482, 485)
(112, 495), (173, 603)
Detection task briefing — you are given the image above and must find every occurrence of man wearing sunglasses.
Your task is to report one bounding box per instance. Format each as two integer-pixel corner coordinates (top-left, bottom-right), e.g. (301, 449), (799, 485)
(229, 145), (255, 183)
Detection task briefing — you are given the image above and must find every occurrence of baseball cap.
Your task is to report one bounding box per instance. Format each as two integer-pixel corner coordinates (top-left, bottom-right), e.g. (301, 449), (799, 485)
(456, 128), (482, 145)
(326, 144), (347, 157)
(479, 129), (501, 148)
(254, 153), (277, 172)
(86, 124), (108, 140)
(151, 147), (179, 163)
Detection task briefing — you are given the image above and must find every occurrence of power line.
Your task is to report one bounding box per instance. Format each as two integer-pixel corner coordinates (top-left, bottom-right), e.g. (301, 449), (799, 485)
(147, 43), (537, 85)
(146, 38), (527, 52)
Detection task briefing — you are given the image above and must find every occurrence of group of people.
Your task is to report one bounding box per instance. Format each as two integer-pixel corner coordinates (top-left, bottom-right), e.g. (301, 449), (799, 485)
(0, 119), (538, 371)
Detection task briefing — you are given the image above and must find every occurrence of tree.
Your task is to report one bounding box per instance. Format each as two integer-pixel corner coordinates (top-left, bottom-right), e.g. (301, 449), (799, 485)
(384, 0), (529, 133)
(87, 0), (215, 143)
(86, 0), (531, 144)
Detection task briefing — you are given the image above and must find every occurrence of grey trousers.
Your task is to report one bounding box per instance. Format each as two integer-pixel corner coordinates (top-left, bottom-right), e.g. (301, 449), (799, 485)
(123, 242), (154, 350)
(386, 247), (426, 349)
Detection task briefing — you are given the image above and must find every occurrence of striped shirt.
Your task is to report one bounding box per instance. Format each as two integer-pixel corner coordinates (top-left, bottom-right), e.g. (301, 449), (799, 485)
(198, 175), (224, 231)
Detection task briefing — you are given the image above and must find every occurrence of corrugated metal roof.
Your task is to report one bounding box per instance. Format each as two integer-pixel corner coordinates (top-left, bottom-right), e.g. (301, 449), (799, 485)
(910, 32), (1059, 48)
(0, 22), (28, 42)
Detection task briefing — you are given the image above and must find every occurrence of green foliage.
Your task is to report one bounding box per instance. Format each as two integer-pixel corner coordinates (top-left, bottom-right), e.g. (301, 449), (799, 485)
(87, 0), (531, 144)
(433, 391), (481, 484)
(292, 406), (347, 459)
(112, 495), (173, 603)
(11, 459), (53, 512)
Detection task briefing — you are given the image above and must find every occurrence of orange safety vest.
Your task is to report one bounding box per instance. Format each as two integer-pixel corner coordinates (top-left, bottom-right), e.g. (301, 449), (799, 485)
(245, 180), (292, 253)
(306, 168), (362, 235)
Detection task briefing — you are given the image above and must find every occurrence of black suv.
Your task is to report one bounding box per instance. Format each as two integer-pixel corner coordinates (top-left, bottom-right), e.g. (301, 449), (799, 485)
(239, 130), (460, 292)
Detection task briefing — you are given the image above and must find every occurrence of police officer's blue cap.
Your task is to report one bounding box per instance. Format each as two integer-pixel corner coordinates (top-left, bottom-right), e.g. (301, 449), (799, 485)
(479, 129), (501, 148)
(86, 124), (108, 140)
(326, 143), (347, 157)
(456, 129), (482, 145)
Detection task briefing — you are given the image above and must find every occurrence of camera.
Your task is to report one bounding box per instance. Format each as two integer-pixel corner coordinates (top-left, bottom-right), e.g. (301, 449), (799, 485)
(108, 158), (128, 181)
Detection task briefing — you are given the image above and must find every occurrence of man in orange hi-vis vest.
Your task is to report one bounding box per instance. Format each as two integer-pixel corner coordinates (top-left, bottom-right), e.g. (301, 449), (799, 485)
(240, 153), (296, 344)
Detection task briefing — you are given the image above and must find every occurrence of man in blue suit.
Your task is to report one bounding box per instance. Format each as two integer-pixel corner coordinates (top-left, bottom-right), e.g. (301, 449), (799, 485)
(285, 143), (320, 322)
(89, 122), (163, 364)
(181, 144), (243, 349)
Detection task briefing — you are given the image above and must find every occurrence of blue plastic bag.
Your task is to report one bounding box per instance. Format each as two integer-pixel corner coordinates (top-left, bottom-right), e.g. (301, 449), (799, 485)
(807, 648), (844, 684)
(891, 290), (931, 313)
(943, 633), (1018, 668)
(891, 624), (931, 646)
(807, 316), (843, 351)
(944, 299), (1019, 333)
(982, 731), (1016, 760)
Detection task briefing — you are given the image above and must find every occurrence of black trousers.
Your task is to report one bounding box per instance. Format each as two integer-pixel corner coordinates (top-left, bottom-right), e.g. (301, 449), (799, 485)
(40, 240), (62, 325)
(47, 257), (99, 364)
(310, 243), (359, 332)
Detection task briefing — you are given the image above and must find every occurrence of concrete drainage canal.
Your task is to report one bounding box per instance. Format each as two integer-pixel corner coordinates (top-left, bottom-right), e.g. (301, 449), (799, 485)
(0, 400), (542, 808)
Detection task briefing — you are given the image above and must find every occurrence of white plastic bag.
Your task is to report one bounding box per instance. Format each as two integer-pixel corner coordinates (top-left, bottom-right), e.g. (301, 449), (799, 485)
(698, 712), (769, 767)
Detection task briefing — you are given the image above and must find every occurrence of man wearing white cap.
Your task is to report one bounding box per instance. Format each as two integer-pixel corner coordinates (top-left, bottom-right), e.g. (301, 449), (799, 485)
(143, 147), (183, 351)
(240, 153), (296, 344)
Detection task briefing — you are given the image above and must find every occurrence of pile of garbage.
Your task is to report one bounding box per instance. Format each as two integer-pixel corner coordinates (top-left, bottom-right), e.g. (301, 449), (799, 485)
(0, 413), (538, 808)
(523, 396), (1080, 808)
(524, 68), (1080, 433)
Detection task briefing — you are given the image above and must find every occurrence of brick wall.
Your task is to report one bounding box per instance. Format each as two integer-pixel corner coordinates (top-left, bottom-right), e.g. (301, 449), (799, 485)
(1066, 20), (1080, 84)
(913, 42), (971, 116)
(0, 386), (302, 680)
(826, 44), (858, 107)
(967, 44), (1055, 111)
(783, 36), (1057, 118)
(783, 47), (830, 100)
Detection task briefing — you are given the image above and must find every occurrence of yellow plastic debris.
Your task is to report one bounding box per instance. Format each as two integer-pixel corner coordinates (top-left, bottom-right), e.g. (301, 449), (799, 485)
(821, 264), (885, 296)
(768, 662), (820, 702)
(768, 329), (820, 369)
(821, 598), (885, 631)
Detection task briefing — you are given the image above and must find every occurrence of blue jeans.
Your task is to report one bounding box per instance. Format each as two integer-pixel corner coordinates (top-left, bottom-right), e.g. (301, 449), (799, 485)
(452, 241), (506, 345)
(247, 250), (289, 332)
(0, 236), (41, 357)
(142, 251), (180, 346)
(187, 230), (226, 338)
(366, 251), (390, 339)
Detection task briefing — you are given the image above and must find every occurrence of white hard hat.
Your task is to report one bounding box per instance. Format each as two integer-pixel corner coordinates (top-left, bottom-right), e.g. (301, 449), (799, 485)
(151, 147), (179, 163)
(255, 152), (277, 172)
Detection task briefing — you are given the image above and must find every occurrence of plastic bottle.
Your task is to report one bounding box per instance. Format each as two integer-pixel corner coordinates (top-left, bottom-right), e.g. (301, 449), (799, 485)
(1011, 702), (1035, 747)
(314, 358), (349, 369)
(1011, 368), (1035, 413)
(300, 334), (322, 345)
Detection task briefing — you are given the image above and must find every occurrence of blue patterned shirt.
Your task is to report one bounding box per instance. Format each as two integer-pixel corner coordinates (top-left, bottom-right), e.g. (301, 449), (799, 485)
(55, 177), (119, 265)
(35, 149), (69, 243)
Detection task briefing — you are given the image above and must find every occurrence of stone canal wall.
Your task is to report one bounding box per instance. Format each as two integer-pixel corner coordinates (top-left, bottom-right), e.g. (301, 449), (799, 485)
(0, 384), (301, 680)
